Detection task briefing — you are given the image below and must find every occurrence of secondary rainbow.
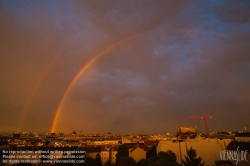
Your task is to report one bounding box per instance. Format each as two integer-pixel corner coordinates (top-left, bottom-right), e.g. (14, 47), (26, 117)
(19, 47), (69, 131)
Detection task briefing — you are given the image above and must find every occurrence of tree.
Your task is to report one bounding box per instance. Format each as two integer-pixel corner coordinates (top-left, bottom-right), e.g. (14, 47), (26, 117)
(156, 150), (180, 166)
(117, 156), (137, 166)
(104, 159), (116, 166)
(85, 156), (97, 166)
(137, 158), (156, 166)
(157, 150), (177, 162)
(115, 144), (128, 165)
(138, 145), (158, 166)
(182, 147), (205, 166)
(104, 159), (111, 166)
(146, 145), (157, 159)
(95, 153), (102, 166)
(137, 159), (146, 166)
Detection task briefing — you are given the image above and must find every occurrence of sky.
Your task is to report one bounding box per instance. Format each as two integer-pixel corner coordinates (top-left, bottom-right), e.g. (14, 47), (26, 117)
(0, 0), (250, 134)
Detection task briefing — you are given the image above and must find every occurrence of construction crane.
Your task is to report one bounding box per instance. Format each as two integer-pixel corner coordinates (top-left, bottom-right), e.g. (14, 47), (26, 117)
(179, 113), (214, 136)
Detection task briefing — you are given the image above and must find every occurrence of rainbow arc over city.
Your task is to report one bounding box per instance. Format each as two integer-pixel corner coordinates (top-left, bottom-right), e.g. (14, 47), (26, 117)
(50, 28), (193, 132)
(50, 30), (155, 132)
(20, 28), (191, 132)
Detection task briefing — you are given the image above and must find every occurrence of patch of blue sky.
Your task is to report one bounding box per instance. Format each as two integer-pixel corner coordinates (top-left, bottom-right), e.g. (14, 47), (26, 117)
(208, 0), (226, 6)
(186, 1), (223, 31)
(33, 0), (81, 32)
(0, 0), (32, 19)
(34, 0), (61, 17)
(58, 1), (80, 29)
(154, 42), (195, 72)
(1, 0), (80, 30)
(176, 49), (194, 69)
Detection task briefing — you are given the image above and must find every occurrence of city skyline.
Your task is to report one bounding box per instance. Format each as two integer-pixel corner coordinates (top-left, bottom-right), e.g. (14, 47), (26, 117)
(1, 0), (250, 134)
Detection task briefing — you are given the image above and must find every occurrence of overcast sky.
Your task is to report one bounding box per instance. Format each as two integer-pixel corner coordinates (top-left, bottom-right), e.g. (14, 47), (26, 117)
(1, 0), (250, 134)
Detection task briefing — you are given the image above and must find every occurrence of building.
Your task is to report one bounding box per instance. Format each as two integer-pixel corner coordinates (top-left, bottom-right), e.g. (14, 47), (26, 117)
(101, 145), (118, 165)
(234, 132), (250, 142)
(177, 126), (197, 133)
(85, 146), (102, 159)
(157, 138), (232, 166)
(225, 141), (250, 166)
(93, 138), (119, 145)
(129, 146), (146, 162)
(144, 140), (158, 147)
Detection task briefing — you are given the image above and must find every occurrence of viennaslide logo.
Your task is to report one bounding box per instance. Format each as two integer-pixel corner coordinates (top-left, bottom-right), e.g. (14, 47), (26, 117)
(220, 146), (248, 165)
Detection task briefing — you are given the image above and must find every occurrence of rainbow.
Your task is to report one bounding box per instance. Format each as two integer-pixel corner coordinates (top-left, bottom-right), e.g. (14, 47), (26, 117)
(19, 46), (70, 131)
(50, 28), (184, 132)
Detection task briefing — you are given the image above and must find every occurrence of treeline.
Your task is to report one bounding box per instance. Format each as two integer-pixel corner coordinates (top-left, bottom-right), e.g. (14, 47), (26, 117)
(83, 145), (204, 166)
(3, 145), (204, 166)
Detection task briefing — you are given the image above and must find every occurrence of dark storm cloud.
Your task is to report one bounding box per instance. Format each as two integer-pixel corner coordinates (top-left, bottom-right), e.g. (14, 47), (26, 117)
(1, 0), (250, 134)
